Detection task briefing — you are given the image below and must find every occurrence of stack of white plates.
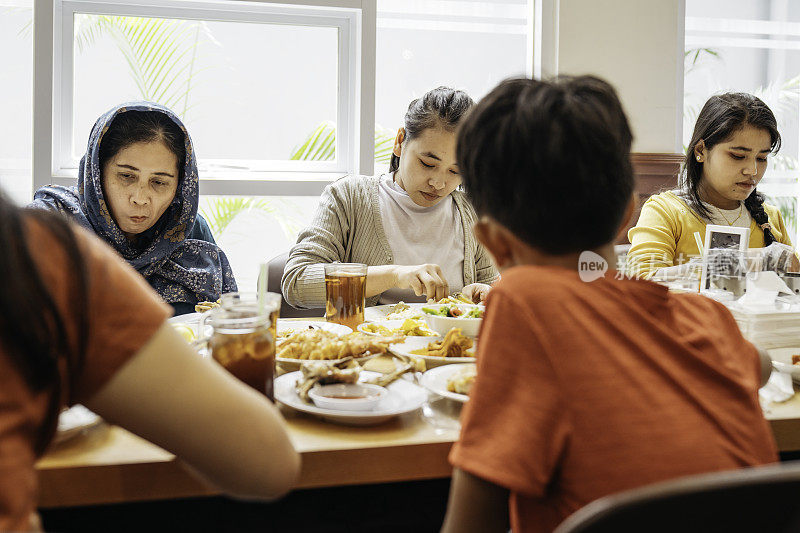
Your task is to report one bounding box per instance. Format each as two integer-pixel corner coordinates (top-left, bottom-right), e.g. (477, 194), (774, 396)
(728, 303), (800, 349)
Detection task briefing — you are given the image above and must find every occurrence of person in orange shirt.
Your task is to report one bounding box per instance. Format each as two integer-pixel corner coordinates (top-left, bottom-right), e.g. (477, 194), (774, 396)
(441, 76), (777, 533)
(0, 190), (299, 531)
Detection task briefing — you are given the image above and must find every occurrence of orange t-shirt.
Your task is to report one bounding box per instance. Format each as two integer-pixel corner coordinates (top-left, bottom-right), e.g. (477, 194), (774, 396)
(449, 265), (778, 533)
(0, 216), (170, 531)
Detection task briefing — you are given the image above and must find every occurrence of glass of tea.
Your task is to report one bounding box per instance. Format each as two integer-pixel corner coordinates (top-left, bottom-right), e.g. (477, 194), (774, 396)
(324, 263), (367, 330)
(219, 291), (281, 341)
(205, 298), (279, 401)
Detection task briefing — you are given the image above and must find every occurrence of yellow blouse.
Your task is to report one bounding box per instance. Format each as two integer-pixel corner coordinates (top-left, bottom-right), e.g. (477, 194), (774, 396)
(626, 191), (792, 279)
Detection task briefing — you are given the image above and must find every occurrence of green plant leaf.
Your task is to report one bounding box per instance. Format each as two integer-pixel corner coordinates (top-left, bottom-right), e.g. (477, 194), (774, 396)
(74, 14), (222, 120)
(289, 122), (398, 164)
(199, 197), (283, 236)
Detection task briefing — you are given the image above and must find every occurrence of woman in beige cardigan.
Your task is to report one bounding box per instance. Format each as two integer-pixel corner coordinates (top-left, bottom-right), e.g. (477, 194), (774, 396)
(282, 87), (499, 309)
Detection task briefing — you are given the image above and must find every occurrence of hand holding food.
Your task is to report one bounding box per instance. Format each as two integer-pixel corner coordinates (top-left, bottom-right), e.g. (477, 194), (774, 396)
(460, 283), (492, 303)
(394, 264), (449, 302)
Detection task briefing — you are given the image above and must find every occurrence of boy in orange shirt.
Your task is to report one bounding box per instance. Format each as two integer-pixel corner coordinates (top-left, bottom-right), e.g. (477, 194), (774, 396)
(441, 76), (777, 533)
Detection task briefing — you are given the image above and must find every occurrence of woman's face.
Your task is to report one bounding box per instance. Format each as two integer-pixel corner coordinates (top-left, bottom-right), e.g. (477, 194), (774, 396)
(102, 140), (180, 239)
(393, 125), (461, 207)
(695, 124), (772, 208)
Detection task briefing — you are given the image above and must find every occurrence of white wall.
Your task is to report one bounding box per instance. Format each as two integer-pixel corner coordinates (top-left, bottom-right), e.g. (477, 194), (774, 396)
(555, 0), (685, 153)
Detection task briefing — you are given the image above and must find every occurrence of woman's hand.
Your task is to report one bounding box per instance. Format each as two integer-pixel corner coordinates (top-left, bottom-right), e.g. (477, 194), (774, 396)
(461, 283), (492, 303)
(394, 264), (449, 301)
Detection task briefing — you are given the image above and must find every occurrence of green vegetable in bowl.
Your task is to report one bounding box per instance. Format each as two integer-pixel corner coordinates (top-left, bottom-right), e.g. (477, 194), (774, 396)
(423, 306), (483, 319)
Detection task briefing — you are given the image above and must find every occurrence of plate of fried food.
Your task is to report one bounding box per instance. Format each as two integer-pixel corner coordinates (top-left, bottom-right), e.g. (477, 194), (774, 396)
(390, 328), (476, 368)
(276, 329), (403, 371)
(357, 317), (438, 337)
(420, 363), (476, 403)
(275, 356), (428, 425)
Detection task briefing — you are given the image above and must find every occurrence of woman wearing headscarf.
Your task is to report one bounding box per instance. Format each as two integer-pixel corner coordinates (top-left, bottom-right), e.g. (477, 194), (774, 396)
(31, 102), (236, 315)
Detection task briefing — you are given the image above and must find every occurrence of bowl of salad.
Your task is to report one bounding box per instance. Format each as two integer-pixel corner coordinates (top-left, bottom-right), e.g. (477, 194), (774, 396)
(421, 304), (484, 337)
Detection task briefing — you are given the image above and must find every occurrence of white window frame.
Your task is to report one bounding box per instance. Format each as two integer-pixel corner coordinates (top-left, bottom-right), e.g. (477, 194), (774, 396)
(33, 0), (376, 196)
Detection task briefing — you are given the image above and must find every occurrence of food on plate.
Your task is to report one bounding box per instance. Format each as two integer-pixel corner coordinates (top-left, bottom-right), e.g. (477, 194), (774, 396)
(447, 364), (477, 395)
(277, 325), (317, 341)
(295, 352), (424, 402)
(433, 293), (473, 305)
(172, 323), (196, 342)
(384, 301), (425, 320)
(423, 305), (483, 319)
(277, 329), (402, 361)
(361, 318), (437, 337)
(195, 299), (221, 313)
(792, 355), (800, 365)
(411, 328), (473, 358)
(368, 352), (426, 387)
(296, 357), (362, 401)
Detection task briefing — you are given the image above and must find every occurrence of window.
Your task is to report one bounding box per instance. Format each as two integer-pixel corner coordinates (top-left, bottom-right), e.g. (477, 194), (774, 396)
(374, 0), (532, 173)
(0, 0), (33, 205)
(35, 0), (374, 195)
(685, 0), (800, 244)
(26, 0), (532, 290)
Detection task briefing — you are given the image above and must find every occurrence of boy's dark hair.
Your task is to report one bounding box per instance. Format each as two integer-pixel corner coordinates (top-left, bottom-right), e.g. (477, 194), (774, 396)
(457, 75), (634, 255)
(681, 92), (781, 245)
(389, 86), (474, 173)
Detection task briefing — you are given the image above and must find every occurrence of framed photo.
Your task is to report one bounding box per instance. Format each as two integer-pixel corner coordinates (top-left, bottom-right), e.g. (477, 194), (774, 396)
(700, 224), (750, 291)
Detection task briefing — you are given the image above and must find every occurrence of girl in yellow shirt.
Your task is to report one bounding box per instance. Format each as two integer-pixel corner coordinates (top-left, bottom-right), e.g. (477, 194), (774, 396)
(627, 93), (794, 279)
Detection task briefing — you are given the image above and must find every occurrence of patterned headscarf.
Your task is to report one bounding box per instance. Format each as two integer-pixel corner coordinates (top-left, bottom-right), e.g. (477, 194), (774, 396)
(32, 102), (237, 306)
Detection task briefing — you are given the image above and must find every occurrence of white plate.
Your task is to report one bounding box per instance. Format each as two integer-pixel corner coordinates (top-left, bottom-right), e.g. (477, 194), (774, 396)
(769, 347), (800, 379)
(391, 337), (476, 368)
(419, 364), (475, 403)
(169, 312), (212, 338)
(54, 405), (101, 444)
(364, 303), (427, 321)
(275, 370), (428, 425)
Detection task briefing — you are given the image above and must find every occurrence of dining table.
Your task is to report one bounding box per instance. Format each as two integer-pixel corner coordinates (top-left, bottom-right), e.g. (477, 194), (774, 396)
(36, 308), (800, 510)
(35, 381), (800, 509)
(37, 349), (465, 509)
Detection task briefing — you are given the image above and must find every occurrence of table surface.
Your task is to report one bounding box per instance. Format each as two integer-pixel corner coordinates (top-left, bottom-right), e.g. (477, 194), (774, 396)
(35, 316), (800, 509)
(37, 391), (800, 509)
(36, 352), (464, 508)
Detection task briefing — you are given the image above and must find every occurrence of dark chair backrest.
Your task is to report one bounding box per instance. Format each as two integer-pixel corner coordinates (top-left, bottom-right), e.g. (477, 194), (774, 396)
(555, 461), (800, 533)
(265, 252), (320, 319)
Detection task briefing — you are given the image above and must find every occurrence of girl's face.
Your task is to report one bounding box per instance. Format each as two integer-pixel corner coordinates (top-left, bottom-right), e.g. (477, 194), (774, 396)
(102, 140), (180, 239)
(695, 124), (772, 208)
(393, 125), (461, 207)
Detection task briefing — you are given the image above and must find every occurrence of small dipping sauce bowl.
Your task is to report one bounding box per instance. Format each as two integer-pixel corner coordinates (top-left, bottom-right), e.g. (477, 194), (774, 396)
(308, 383), (387, 411)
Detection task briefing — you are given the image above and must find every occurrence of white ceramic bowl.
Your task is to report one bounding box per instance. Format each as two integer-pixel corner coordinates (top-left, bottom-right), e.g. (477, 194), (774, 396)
(307, 383), (387, 411)
(422, 304), (484, 338)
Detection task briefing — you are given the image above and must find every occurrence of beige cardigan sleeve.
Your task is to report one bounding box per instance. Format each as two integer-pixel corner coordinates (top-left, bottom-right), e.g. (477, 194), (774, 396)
(281, 179), (356, 309)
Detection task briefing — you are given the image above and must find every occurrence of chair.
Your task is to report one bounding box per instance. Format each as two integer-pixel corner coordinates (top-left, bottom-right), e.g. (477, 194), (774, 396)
(265, 252), (320, 318)
(554, 461), (800, 533)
